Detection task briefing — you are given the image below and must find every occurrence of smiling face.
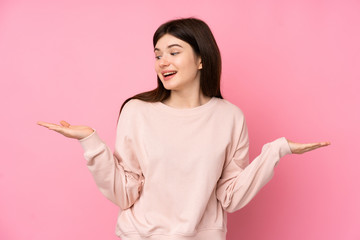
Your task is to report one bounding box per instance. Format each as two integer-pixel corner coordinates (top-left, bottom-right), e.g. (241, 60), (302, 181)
(154, 34), (202, 92)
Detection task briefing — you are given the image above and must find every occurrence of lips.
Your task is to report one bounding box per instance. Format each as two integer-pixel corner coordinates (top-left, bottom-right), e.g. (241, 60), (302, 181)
(162, 70), (177, 77)
(161, 70), (177, 80)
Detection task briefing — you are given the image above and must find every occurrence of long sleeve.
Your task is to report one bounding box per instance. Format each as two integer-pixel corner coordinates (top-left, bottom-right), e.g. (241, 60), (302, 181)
(215, 116), (292, 213)
(78, 102), (145, 210)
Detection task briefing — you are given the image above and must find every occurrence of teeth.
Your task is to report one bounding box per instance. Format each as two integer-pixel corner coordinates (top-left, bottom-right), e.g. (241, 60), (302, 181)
(163, 71), (176, 76)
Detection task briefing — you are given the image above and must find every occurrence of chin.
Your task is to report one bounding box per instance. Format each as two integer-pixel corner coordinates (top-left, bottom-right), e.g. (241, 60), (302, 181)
(163, 85), (173, 90)
(161, 81), (177, 91)
(163, 85), (177, 91)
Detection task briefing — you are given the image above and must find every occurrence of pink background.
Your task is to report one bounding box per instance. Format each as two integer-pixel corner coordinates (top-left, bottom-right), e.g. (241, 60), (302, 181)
(1, 0), (359, 239)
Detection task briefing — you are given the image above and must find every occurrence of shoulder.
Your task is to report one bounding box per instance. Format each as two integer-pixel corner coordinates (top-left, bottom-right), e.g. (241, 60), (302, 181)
(119, 98), (149, 121)
(123, 98), (146, 108)
(122, 98), (149, 112)
(117, 99), (151, 127)
(215, 98), (245, 120)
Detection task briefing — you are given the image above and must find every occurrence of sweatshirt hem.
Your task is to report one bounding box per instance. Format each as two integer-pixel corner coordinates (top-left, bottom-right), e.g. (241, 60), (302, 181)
(116, 228), (227, 240)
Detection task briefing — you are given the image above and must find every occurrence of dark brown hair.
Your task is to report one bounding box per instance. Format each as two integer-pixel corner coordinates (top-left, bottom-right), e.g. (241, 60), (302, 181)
(118, 17), (223, 119)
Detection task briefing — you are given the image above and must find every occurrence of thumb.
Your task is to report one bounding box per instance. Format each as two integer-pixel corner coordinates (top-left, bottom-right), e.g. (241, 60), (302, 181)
(60, 120), (71, 127)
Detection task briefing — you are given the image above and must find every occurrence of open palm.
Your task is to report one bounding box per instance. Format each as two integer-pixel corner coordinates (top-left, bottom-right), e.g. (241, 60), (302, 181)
(37, 120), (94, 140)
(287, 139), (330, 154)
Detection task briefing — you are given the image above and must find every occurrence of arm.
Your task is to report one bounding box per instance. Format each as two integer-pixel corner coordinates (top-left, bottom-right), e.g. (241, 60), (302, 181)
(79, 129), (144, 210)
(215, 117), (292, 213)
(37, 101), (145, 210)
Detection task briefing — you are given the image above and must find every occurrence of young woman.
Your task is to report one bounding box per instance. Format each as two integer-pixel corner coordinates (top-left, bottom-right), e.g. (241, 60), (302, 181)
(38, 17), (330, 240)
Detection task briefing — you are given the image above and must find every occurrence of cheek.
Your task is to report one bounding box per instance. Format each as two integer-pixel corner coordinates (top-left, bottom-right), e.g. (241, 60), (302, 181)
(154, 61), (158, 70)
(154, 64), (163, 79)
(183, 54), (197, 68)
(182, 59), (199, 76)
(154, 62), (160, 74)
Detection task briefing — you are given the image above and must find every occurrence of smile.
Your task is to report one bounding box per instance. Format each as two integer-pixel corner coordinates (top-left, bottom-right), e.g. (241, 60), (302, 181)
(162, 71), (177, 80)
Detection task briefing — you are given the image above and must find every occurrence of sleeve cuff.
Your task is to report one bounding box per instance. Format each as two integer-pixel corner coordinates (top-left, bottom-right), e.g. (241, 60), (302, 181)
(275, 137), (292, 158)
(78, 130), (104, 152)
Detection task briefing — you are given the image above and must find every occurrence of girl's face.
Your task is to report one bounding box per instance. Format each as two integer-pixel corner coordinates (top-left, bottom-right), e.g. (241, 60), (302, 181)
(154, 34), (202, 92)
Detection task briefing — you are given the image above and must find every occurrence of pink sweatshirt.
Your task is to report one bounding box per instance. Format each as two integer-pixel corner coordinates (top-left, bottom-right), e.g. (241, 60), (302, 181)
(79, 97), (292, 240)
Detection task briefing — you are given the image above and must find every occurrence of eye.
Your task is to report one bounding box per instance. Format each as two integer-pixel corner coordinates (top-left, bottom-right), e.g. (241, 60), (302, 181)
(171, 52), (179, 56)
(155, 55), (161, 60)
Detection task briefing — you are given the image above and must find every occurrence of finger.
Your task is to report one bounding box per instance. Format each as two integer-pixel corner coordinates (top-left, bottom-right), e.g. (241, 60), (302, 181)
(37, 121), (61, 128)
(296, 143), (319, 152)
(37, 121), (50, 126)
(310, 142), (331, 148)
(47, 125), (67, 135)
(304, 142), (331, 152)
(60, 120), (71, 127)
(47, 124), (64, 130)
(314, 142), (331, 149)
(304, 141), (330, 149)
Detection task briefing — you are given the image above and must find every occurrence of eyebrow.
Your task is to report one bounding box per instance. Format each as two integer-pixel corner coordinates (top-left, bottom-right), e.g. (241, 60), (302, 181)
(154, 44), (183, 52)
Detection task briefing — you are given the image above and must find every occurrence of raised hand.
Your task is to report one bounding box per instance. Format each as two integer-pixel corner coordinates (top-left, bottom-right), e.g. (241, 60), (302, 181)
(37, 120), (94, 140)
(286, 139), (331, 154)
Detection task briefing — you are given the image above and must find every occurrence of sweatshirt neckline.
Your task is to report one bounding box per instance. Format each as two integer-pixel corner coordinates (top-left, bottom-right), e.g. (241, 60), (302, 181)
(150, 97), (218, 116)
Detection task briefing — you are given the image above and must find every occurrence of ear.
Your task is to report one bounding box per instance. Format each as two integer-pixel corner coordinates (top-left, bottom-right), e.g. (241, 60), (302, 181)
(198, 57), (202, 70)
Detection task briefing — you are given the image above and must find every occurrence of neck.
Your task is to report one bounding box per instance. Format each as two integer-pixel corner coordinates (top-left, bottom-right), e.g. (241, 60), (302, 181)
(162, 92), (211, 109)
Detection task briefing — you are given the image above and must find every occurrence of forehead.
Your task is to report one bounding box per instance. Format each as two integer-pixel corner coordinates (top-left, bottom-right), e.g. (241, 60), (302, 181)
(154, 34), (189, 50)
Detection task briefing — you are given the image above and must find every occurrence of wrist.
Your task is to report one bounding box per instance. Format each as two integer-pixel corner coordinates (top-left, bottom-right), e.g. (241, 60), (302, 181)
(78, 128), (95, 140)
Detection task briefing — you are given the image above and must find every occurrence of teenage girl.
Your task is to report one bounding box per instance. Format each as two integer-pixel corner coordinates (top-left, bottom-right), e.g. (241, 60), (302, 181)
(38, 17), (330, 240)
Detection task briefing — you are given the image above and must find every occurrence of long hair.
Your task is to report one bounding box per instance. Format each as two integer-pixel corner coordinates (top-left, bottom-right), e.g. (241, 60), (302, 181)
(118, 17), (223, 119)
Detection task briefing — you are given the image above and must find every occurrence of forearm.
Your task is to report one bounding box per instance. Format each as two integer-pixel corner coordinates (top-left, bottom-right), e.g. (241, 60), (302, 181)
(217, 137), (291, 213)
(79, 131), (142, 209)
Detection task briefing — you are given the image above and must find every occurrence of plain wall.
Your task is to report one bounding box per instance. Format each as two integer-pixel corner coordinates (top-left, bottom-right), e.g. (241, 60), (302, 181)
(1, 0), (359, 239)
